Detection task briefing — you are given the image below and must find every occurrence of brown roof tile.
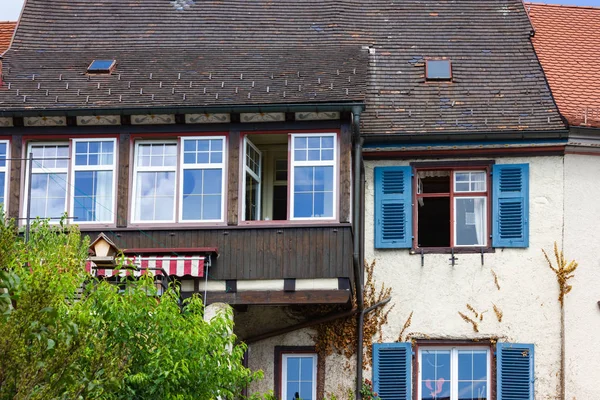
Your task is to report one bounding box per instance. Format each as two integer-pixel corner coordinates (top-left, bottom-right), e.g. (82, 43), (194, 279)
(527, 3), (600, 128)
(0, 22), (16, 54)
(0, 0), (565, 134)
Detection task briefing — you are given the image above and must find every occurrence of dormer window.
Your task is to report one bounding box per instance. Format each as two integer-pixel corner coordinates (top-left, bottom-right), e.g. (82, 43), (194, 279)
(426, 59), (452, 81)
(87, 60), (116, 74)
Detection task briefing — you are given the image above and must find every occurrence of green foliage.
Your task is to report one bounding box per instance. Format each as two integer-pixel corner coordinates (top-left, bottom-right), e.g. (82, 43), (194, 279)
(0, 218), (262, 399)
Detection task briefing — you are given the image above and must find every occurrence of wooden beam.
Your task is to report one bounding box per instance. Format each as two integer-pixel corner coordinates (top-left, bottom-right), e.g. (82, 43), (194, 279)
(204, 290), (350, 305)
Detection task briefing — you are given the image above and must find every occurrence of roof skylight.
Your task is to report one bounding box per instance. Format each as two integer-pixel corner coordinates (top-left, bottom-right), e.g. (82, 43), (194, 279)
(87, 60), (116, 74)
(426, 59), (452, 81)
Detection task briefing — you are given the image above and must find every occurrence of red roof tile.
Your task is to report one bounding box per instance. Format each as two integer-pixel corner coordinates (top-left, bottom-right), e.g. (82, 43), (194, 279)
(0, 22), (16, 54)
(527, 3), (600, 128)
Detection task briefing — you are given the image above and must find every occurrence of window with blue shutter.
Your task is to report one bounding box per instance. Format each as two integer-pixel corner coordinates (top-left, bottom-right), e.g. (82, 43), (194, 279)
(497, 343), (535, 400)
(374, 166), (412, 248)
(492, 164), (529, 248)
(372, 342), (412, 400)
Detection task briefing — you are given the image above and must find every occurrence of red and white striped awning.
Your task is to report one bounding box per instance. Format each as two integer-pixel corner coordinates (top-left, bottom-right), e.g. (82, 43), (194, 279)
(86, 255), (205, 278)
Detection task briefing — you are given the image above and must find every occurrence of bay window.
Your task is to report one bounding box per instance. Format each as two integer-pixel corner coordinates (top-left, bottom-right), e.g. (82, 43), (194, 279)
(131, 137), (225, 223)
(242, 132), (337, 222)
(0, 141), (9, 209)
(25, 139), (116, 224)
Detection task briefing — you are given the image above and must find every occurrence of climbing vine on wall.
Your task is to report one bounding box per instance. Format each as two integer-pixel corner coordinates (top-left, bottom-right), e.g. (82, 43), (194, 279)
(542, 242), (578, 307)
(313, 259), (393, 369)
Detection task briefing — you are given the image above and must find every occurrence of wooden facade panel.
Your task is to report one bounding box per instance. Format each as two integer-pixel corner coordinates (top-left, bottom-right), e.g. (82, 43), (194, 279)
(8, 135), (22, 220)
(339, 123), (352, 223)
(116, 133), (130, 228)
(82, 225), (352, 281)
(227, 131), (240, 225)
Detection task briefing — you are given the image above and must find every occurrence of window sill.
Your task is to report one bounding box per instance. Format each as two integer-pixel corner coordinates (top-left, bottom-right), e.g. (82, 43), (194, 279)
(238, 219), (340, 227)
(410, 247), (495, 255)
(79, 222), (352, 232)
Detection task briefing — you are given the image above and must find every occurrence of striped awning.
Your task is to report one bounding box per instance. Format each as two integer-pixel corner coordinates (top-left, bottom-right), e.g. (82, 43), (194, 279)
(87, 255), (205, 278)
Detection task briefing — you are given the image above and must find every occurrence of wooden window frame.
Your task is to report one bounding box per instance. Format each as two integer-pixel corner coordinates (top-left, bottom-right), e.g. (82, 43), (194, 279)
(0, 140), (9, 212)
(274, 346), (323, 400)
(413, 340), (496, 400)
(411, 161), (494, 253)
(131, 136), (227, 224)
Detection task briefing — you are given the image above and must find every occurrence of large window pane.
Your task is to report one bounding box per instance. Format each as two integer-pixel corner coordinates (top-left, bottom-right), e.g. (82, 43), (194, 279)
(0, 172), (5, 207)
(182, 169), (222, 221)
(135, 171), (175, 221)
(73, 170), (113, 222)
(284, 355), (315, 400)
(455, 197), (486, 246)
(0, 143), (7, 168)
(421, 350), (451, 400)
(30, 173), (68, 219)
(293, 166), (333, 218)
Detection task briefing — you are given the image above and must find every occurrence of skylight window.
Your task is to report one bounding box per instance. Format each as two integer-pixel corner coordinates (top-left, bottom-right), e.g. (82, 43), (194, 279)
(426, 59), (452, 81)
(87, 60), (116, 74)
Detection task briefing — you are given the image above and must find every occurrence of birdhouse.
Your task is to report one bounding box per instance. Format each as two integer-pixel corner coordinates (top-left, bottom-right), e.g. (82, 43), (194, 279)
(88, 233), (120, 268)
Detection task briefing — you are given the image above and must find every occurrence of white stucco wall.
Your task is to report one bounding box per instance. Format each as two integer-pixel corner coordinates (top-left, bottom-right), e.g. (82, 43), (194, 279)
(563, 153), (600, 400)
(363, 155), (564, 399)
(239, 306), (356, 399)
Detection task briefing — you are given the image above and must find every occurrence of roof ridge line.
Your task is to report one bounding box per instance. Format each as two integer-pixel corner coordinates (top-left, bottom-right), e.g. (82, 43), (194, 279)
(525, 2), (600, 11)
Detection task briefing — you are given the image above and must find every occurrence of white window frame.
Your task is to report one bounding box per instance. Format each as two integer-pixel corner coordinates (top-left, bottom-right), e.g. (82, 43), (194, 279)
(178, 136), (226, 223)
(0, 140), (9, 211)
(23, 140), (118, 225)
(23, 142), (70, 223)
(289, 132), (337, 221)
(131, 140), (178, 223)
(241, 136), (262, 221)
(281, 353), (317, 400)
(70, 138), (117, 225)
(418, 347), (491, 400)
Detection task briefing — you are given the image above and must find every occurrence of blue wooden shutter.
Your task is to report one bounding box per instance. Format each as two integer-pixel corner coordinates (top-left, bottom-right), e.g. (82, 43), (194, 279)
(492, 164), (529, 247)
(372, 343), (412, 400)
(497, 343), (535, 400)
(374, 167), (412, 248)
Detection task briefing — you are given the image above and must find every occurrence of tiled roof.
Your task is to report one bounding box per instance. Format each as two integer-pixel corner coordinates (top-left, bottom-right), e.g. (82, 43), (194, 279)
(527, 3), (600, 128)
(0, 22), (16, 54)
(0, 0), (565, 134)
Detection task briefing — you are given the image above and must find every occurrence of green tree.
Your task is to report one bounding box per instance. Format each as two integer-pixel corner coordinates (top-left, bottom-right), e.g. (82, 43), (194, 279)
(0, 218), (261, 399)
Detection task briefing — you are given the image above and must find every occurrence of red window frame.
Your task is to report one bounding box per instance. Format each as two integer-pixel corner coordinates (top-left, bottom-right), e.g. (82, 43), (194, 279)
(412, 162), (493, 252)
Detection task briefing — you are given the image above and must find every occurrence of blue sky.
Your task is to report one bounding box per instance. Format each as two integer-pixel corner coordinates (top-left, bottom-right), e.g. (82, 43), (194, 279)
(1, 0), (599, 21)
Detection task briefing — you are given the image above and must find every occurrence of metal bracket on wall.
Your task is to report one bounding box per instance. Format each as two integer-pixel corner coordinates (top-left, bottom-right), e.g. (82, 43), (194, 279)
(449, 248), (458, 267)
(480, 248), (485, 266)
(421, 248), (424, 267)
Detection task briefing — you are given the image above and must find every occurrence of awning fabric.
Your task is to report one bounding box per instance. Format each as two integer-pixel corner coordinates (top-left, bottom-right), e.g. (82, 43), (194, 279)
(86, 255), (205, 278)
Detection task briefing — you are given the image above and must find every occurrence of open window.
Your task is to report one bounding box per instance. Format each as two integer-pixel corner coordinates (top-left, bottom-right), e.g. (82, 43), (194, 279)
(416, 168), (488, 248)
(242, 132), (337, 222)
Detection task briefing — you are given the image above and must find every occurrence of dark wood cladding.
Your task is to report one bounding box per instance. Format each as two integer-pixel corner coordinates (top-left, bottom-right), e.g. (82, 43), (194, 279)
(116, 133), (130, 228)
(8, 135), (22, 220)
(339, 123), (352, 223)
(81, 225), (353, 281)
(227, 130), (240, 225)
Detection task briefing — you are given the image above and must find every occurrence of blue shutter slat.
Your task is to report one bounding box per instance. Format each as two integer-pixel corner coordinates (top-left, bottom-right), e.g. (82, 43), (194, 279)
(497, 343), (535, 400)
(374, 167), (412, 249)
(373, 343), (412, 400)
(492, 164), (529, 248)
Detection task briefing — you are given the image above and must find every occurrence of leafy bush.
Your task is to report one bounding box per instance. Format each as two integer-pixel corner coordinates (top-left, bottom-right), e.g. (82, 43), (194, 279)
(0, 218), (261, 399)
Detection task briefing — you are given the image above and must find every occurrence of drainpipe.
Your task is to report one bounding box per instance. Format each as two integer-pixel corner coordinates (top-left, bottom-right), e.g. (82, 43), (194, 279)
(352, 107), (365, 399)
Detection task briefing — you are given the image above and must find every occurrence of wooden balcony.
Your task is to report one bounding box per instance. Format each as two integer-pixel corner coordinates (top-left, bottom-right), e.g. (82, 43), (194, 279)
(81, 224), (353, 282)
